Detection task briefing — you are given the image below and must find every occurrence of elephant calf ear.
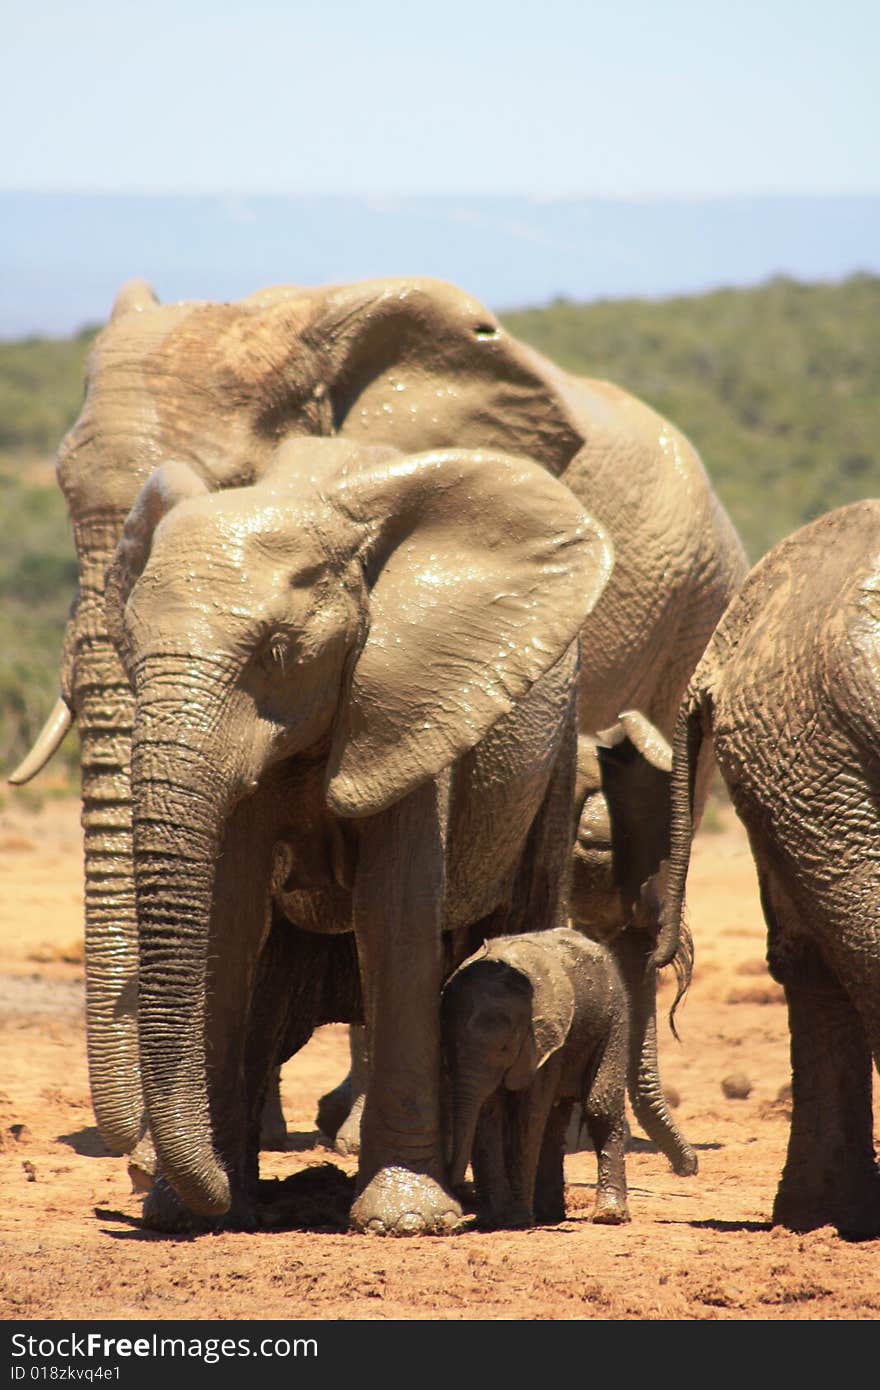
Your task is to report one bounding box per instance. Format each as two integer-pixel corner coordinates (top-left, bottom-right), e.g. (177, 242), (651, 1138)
(499, 940), (575, 1084)
(325, 448), (614, 818)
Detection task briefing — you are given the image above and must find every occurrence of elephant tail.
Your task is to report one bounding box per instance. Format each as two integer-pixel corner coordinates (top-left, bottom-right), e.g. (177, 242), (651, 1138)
(651, 686), (710, 1036)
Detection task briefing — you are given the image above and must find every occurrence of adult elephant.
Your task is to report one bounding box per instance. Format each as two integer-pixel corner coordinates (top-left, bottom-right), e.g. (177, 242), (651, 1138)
(105, 437), (612, 1233)
(658, 501), (880, 1237)
(10, 274), (745, 1162)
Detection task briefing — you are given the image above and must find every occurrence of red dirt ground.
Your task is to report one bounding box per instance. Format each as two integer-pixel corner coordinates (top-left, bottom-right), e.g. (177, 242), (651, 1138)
(1, 795), (878, 1321)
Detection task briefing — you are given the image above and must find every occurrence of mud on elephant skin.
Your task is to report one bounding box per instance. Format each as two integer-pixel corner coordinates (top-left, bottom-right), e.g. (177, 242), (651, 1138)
(659, 500), (880, 1239)
(106, 435), (613, 1235)
(442, 928), (630, 1228)
(9, 273), (745, 1168)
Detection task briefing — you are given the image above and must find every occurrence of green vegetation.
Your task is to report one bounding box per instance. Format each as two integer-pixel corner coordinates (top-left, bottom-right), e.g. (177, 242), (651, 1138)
(1, 277), (877, 789)
(0, 329), (96, 786)
(504, 273), (880, 562)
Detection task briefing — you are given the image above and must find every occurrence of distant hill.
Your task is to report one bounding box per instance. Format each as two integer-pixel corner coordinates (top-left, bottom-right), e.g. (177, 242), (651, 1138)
(2, 192), (879, 338)
(1, 273), (878, 785)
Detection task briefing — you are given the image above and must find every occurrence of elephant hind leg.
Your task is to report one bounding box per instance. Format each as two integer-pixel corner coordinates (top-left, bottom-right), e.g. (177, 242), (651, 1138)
(763, 875), (880, 1238)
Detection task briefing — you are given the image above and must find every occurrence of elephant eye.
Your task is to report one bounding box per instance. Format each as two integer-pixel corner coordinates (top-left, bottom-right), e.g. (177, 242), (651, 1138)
(260, 632), (294, 675)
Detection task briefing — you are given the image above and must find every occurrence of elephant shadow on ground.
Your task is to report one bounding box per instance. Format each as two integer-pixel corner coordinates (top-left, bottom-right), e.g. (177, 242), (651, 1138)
(689, 1217), (878, 1245)
(94, 1165), (358, 1238)
(257, 1165), (356, 1232)
(58, 1127), (116, 1158)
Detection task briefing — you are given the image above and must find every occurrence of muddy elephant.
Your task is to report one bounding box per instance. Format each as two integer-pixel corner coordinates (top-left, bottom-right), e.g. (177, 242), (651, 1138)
(10, 273), (744, 1165)
(442, 929), (630, 1228)
(105, 436), (612, 1233)
(658, 500), (880, 1238)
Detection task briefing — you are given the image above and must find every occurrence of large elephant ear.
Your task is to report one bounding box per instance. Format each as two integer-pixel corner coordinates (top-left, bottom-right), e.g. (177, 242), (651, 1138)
(307, 278), (588, 472)
(495, 938), (576, 1081)
(105, 461), (208, 673)
(324, 448), (613, 818)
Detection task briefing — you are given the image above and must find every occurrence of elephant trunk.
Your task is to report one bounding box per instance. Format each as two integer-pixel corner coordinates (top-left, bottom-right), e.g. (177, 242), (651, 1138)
(652, 695), (704, 989)
(449, 1079), (488, 1188)
(74, 517), (143, 1155)
(131, 704), (233, 1217)
(611, 931), (697, 1176)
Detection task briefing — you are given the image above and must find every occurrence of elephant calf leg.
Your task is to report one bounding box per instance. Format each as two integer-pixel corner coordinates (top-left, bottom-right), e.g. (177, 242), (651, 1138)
(331, 1025), (369, 1156)
(584, 1034), (630, 1224)
(503, 1070), (560, 1228)
(533, 1099), (574, 1224)
(471, 1091), (514, 1228)
(316, 1074), (352, 1144)
(259, 1067), (288, 1151)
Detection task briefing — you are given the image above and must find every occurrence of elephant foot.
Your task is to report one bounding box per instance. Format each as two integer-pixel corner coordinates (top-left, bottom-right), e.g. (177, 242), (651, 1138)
(315, 1076), (353, 1143)
(259, 1087), (289, 1153)
(334, 1093), (364, 1157)
(127, 1132), (157, 1194)
(141, 1176), (257, 1234)
(349, 1167), (462, 1236)
(772, 1173), (880, 1239)
(591, 1189), (630, 1225)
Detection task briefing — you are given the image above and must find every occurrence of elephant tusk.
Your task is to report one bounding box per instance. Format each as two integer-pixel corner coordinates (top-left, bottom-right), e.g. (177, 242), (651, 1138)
(8, 697), (74, 785)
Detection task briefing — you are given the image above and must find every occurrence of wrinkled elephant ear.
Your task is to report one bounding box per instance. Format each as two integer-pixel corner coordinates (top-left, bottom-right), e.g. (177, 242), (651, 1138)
(597, 709), (673, 772)
(307, 278), (587, 471)
(105, 461), (209, 674)
(324, 448), (613, 818)
(595, 709), (673, 920)
(500, 940), (575, 1084)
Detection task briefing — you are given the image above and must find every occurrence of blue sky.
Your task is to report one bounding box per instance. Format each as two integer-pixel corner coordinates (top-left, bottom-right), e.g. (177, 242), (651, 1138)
(2, 0), (877, 198)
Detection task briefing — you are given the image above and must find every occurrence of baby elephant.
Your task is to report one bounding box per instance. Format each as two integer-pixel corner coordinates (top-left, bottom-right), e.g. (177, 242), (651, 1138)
(442, 928), (630, 1228)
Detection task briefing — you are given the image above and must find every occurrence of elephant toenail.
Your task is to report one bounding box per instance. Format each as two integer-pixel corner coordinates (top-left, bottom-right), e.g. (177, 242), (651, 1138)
(396, 1212), (423, 1234)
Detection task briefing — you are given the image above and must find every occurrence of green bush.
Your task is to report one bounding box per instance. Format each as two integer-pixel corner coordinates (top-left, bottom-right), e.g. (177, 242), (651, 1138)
(504, 273), (880, 563)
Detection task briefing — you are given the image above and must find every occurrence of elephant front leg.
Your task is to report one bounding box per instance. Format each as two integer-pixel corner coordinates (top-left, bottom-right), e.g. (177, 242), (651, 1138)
(349, 781), (462, 1236)
(471, 1091), (514, 1227)
(504, 1067), (561, 1227)
(534, 1099), (574, 1224)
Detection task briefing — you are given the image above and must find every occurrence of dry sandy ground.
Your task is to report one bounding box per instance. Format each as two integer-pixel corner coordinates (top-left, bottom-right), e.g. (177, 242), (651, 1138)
(0, 794), (878, 1322)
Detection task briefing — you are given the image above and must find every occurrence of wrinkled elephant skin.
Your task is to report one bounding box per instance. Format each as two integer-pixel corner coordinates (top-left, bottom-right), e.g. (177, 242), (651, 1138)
(15, 274), (744, 1170)
(109, 438), (612, 1233)
(661, 500), (880, 1238)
